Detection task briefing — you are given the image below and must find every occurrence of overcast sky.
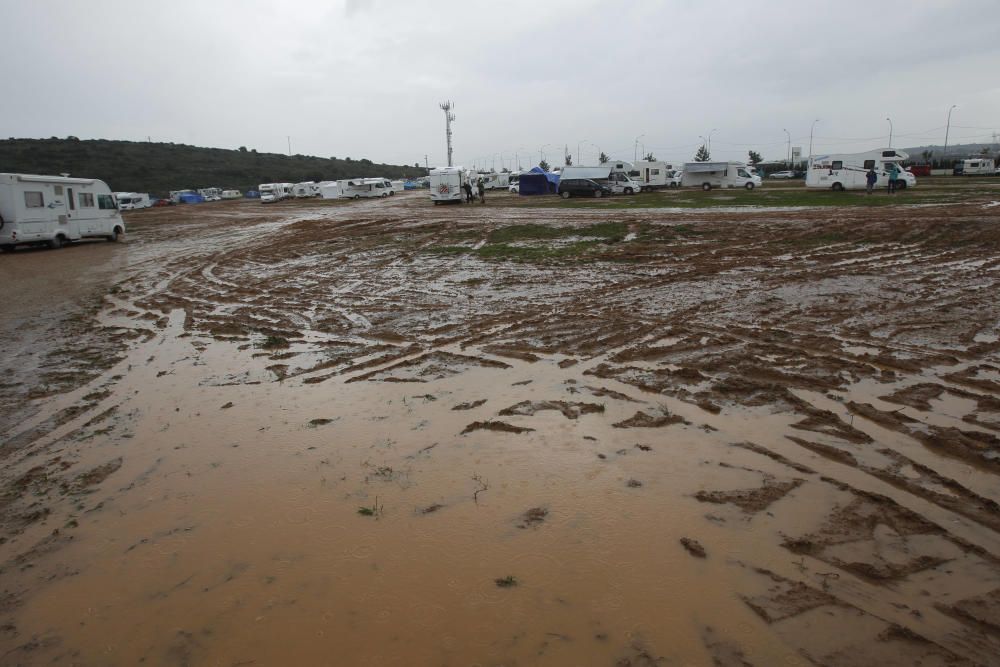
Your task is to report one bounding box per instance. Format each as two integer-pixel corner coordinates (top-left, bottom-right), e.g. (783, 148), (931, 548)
(3, 0), (999, 169)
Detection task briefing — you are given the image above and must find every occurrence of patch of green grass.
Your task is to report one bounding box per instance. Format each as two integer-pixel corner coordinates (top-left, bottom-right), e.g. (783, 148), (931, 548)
(426, 245), (471, 255)
(476, 240), (602, 261)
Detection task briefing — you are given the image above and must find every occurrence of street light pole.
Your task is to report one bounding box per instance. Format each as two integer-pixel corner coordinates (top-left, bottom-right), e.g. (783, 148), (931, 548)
(944, 104), (957, 163)
(783, 128), (791, 168)
(634, 134), (645, 162)
(886, 117), (893, 148)
(809, 119), (820, 164)
(707, 128), (717, 154)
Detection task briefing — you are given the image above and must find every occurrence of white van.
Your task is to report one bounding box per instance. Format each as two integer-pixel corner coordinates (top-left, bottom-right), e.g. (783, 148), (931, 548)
(559, 165), (642, 194)
(682, 162), (762, 190)
(198, 187), (222, 201)
(1, 173), (126, 251)
(806, 149), (916, 191)
(293, 182), (318, 198)
(114, 192), (152, 210)
(429, 166), (468, 204)
(259, 183), (293, 203)
(627, 161), (675, 191)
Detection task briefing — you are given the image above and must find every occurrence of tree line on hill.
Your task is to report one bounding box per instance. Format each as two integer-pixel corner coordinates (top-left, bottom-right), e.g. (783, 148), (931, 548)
(0, 137), (427, 196)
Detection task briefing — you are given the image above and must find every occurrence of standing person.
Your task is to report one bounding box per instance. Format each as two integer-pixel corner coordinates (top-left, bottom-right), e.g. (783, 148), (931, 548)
(477, 178), (485, 203)
(886, 163), (899, 194)
(462, 179), (473, 203)
(866, 166), (878, 195)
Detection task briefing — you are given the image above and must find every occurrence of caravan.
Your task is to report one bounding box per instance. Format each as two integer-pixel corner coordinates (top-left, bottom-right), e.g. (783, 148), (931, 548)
(340, 178), (391, 199)
(681, 162), (761, 190)
(806, 149), (916, 190)
(959, 158), (996, 176)
(198, 188), (222, 201)
(114, 192), (152, 210)
(1, 173), (126, 251)
(221, 190), (242, 200)
(429, 166), (468, 204)
(318, 181), (344, 199)
(558, 165), (641, 194)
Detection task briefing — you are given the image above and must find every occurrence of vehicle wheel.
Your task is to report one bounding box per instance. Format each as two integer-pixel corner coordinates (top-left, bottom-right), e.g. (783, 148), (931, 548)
(624, 187), (634, 195)
(353, 195), (360, 200)
(108, 226), (123, 242)
(594, 190), (602, 198)
(381, 193), (388, 198)
(433, 201), (440, 206)
(0, 244), (15, 253)
(561, 191), (570, 199)
(702, 183), (712, 191)
(896, 181), (907, 190)
(832, 182), (844, 192)
(745, 182), (755, 190)
(48, 235), (65, 249)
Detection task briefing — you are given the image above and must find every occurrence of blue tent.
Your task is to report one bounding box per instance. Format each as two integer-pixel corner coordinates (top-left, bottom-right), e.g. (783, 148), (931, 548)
(179, 193), (205, 204)
(518, 166), (559, 196)
(245, 190), (261, 199)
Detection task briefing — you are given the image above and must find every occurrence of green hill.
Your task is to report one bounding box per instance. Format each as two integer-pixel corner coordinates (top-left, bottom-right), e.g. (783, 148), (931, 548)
(0, 137), (425, 196)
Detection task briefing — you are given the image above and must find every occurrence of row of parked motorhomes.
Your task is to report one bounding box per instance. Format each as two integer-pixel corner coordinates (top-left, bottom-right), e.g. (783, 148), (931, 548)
(257, 178), (406, 203)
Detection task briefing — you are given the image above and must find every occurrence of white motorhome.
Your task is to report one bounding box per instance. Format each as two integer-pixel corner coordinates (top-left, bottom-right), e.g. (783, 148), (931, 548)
(390, 179), (405, 194)
(961, 158), (996, 176)
(259, 183), (293, 203)
(293, 181), (318, 198)
(806, 148), (916, 191)
(474, 172), (509, 190)
(1, 173), (126, 251)
(340, 178), (391, 199)
(558, 165), (642, 194)
(627, 161), (675, 191)
(681, 162), (762, 190)
(114, 192), (152, 210)
(221, 190), (242, 200)
(429, 166), (468, 204)
(198, 187), (222, 201)
(317, 181), (344, 199)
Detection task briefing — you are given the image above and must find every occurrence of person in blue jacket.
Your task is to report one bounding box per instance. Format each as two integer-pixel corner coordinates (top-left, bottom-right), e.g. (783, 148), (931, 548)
(886, 163), (899, 194)
(866, 167), (878, 194)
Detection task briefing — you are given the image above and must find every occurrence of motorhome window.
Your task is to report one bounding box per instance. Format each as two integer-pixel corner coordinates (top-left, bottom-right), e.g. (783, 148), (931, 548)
(97, 194), (116, 210)
(831, 161), (843, 170)
(863, 160), (875, 169)
(24, 191), (44, 208)
(651, 169), (660, 175)
(79, 193), (95, 207)
(882, 151), (896, 158)
(737, 169), (749, 178)
(54, 185), (64, 195)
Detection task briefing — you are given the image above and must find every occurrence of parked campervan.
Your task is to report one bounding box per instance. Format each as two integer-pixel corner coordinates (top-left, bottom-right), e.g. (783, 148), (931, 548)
(681, 162), (762, 190)
(0, 173), (126, 251)
(318, 181), (343, 199)
(259, 183), (292, 203)
(221, 190), (242, 200)
(429, 166), (468, 204)
(806, 149), (916, 191)
(198, 188), (222, 201)
(558, 166), (642, 194)
(960, 158), (996, 176)
(340, 178), (390, 199)
(114, 192), (152, 210)
(628, 161), (674, 191)
(293, 182), (318, 198)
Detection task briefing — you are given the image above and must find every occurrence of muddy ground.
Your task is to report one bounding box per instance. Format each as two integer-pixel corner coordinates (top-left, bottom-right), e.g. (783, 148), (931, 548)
(2, 186), (1000, 665)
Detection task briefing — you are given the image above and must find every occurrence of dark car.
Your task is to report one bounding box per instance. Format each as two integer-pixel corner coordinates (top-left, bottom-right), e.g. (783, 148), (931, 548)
(558, 178), (613, 199)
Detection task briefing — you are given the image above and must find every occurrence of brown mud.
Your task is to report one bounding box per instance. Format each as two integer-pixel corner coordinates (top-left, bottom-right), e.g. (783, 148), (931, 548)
(2, 190), (1000, 665)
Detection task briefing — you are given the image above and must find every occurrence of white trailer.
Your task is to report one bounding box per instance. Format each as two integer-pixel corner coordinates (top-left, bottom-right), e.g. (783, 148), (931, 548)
(558, 166), (642, 194)
(1, 173), (126, 251)
(317, 181), (344, 199)
(475, 172), (509, 190)
(806, 148), (916, 191)
(429, 166), (468, 204)
(627, 161), (674, 191)
(114, 192), (152, 210)
(681, 162), (762, 190)
(198, 187), (222, 201)
(221, 190), (242, 200)
(960, 158), (996, 176)
(293, 181), (318, 198)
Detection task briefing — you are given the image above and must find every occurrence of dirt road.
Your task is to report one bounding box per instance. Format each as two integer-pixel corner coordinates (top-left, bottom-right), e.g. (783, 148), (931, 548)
(2, 190), (1000, 665)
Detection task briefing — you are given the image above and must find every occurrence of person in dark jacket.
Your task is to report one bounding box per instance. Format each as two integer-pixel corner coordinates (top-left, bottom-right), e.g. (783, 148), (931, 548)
(866, 167), (878, 194)
(477, 178), (485, 203)
(462, 180), (473, 203)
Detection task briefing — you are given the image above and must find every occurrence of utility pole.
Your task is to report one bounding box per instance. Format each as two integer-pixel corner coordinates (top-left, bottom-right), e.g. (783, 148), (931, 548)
(944, 105), (957, 163)
(809, 119), (820, 164)
(287, 136), (291, 156)
(886, 117), (893, 148)
(439, 101), (455, 167)
(424, 154), (429, 174)
(783, 128), (791, 168)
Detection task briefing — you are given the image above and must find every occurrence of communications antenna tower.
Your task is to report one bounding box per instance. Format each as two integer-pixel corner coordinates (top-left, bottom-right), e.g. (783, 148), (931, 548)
(439, 101), (455, 167)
